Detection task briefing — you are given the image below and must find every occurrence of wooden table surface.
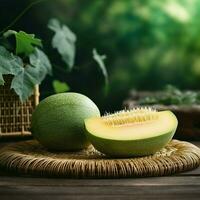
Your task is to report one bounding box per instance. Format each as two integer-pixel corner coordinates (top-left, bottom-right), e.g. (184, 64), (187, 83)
(0, 141), (200, 200)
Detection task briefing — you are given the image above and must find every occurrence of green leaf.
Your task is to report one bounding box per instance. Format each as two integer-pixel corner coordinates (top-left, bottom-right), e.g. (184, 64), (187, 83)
(11, 64), (43, 102)
(15, 31), (42, 55)
(93, 48), (108, 87)
(53, 80), (70, 93)
(3, 30), (17, 38)
(4, 30), (42, 55)
(11, 49), (52, 102)
(48, 18), (76, 70)
(0, 46), (23, 85)
(29, 48), (52, 77)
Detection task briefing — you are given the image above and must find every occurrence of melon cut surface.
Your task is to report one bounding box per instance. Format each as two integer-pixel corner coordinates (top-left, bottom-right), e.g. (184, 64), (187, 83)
(85, 108), (178, 157)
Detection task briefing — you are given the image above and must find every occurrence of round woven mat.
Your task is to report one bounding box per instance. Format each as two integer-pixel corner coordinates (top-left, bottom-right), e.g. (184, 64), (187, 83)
(0, 140), (200, 178)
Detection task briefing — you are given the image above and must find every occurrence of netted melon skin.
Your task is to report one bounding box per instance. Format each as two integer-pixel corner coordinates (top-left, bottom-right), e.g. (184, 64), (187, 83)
(31, 93), (100, 151)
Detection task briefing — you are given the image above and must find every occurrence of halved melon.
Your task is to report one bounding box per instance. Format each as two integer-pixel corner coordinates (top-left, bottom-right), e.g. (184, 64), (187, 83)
(85, 108), (178, 157)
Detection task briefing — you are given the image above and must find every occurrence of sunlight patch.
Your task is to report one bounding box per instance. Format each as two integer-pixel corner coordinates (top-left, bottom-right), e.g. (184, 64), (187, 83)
(163, 1), (190, 23)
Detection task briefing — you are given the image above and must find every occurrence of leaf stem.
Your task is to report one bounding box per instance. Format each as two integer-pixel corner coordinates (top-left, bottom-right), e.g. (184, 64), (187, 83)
(0, 0), (47, 35)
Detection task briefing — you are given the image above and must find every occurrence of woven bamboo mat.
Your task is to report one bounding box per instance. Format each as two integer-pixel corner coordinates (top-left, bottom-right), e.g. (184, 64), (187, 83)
(0, 140), (200, 178)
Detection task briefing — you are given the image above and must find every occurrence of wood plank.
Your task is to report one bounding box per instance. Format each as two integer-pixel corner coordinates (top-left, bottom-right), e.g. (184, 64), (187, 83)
(0, 185), (200, 200)
(0, 194), (199, 200)
(0, 176), (200, 186)
(0, 196), (193, 200)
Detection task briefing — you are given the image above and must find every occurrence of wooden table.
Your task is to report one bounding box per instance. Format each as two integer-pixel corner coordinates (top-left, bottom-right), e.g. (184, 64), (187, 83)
(0, 141), (200, 200)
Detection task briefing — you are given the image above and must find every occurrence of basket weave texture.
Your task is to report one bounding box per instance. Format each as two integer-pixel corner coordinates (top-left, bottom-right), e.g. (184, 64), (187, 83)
(0, 76), (39, 137)
(0, 139), (199, 178)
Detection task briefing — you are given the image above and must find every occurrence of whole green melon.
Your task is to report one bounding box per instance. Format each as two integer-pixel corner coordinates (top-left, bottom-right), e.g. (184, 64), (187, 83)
(31, 93), (100, 151)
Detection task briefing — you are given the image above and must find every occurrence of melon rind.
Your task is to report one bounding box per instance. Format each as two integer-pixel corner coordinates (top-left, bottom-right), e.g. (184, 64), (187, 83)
(86, 129), (176, 157)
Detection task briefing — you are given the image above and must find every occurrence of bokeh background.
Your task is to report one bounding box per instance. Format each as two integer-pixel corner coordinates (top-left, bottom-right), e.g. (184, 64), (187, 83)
(1, 0), (200, 112)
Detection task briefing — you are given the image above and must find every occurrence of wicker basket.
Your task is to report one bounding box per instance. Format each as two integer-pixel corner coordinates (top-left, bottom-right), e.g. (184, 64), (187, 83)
(123, 91), (200, 141)
(0, 76), (39, 137)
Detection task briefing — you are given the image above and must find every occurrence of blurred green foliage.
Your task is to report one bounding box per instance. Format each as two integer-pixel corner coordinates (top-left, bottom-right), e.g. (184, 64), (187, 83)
(53, 80), (70, 93)
(1, 0), (200, 111)
(139, 85), (200, 105)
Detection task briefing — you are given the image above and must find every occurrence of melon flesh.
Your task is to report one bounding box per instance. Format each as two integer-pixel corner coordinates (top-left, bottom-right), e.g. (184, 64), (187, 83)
(85, 110), (178, 157)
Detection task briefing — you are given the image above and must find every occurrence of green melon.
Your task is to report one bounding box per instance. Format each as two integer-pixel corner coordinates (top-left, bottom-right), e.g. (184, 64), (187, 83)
(85, 108), (178, 157)
(31, 93), (100, 151)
